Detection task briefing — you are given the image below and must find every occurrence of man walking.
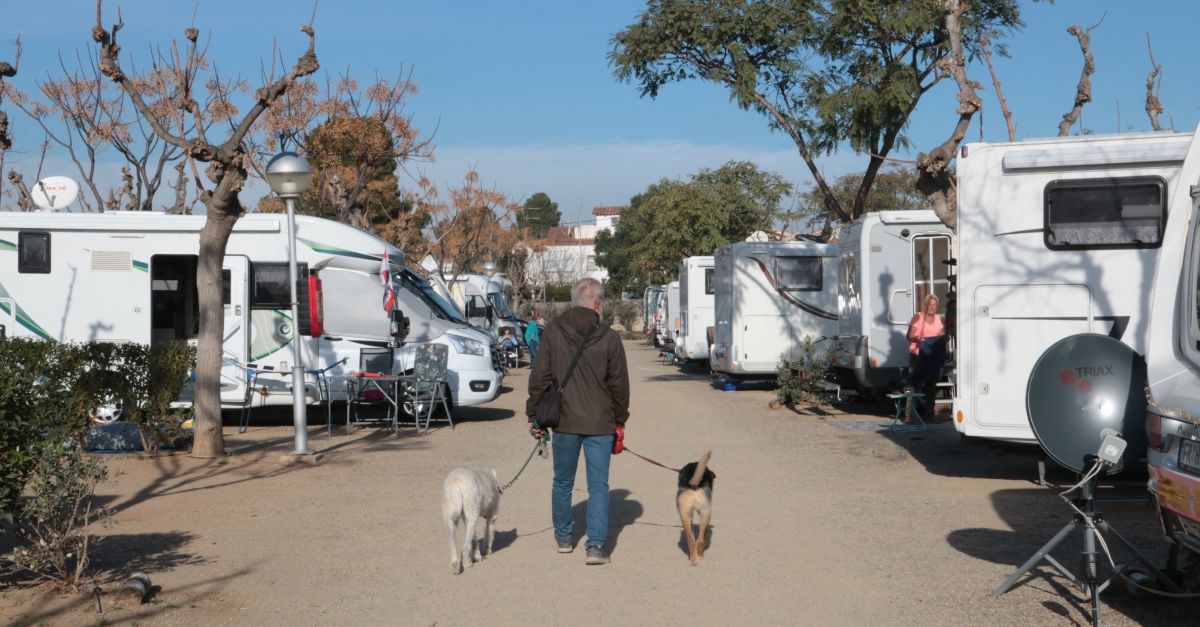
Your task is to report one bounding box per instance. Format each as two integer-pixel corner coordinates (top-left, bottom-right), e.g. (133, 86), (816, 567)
(527, 278), (629, 565)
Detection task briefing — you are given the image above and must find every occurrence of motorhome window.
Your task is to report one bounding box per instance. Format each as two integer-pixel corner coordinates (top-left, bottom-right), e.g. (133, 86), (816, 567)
(222, 270), (231, 306)
(488, 293), (515, 318)
(705, 269), (715, 295)
(1044, 177), (1166, 250)
(913, 235), (952, 314)
(774, 256), (822, 291)
(18, 232), (51, 273)
(252, 263), (307, 309)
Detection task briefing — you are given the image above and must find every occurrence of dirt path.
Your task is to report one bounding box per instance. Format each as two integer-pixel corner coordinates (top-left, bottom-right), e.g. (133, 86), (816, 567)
(1, 341), (1190, 625)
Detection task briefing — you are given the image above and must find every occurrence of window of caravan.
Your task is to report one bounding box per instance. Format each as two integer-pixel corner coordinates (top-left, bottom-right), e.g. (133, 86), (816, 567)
(320, 269), (386, 338)
(18, 231), (51, 273)
(774, 256), (822, 291)
(1044, 177), (1166, 250)
(913, 235), (952, 314)
(252, 263), (307, 309)
(705, 268), (715, 295)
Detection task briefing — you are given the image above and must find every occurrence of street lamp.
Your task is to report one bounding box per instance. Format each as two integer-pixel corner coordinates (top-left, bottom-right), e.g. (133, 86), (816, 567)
(265, 151), (313, 456)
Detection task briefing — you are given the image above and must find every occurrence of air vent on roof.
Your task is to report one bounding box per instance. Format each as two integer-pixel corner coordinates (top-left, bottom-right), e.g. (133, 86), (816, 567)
(91, 250), (132, 272)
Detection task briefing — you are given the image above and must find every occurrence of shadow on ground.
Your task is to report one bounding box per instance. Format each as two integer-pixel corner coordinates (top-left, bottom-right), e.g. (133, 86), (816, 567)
(949, 486), (1191, 626)
(564, 489), (643, 555)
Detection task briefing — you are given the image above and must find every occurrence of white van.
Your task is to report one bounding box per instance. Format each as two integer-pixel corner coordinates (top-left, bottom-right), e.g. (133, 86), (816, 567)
(0, 211), (501, 410)
(710, 240), (839, 378)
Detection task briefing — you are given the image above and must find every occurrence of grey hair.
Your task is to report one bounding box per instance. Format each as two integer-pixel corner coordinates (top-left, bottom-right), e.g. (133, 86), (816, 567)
(572, 278), (604, 308)
(922, 294), (939, 308)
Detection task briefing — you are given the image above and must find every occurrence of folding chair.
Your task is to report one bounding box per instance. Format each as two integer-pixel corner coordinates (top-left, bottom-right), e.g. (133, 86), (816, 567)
(404, 343), (453, 431)
(347, 347), (396, 429)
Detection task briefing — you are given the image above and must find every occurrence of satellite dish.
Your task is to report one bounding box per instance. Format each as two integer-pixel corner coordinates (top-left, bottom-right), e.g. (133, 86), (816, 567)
(1026, 333), (1147, 474)
(31, 176), (80, 211)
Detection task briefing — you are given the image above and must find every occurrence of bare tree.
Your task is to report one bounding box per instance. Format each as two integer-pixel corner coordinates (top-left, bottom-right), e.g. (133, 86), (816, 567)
(1058, 15), (1104, 137)
(0, 36), (21, 206)
(915, 0), (981, 232)
(980, 35), (1015, 142)
(1145, 33), (1165, 132)
(93, 1), (319, 457)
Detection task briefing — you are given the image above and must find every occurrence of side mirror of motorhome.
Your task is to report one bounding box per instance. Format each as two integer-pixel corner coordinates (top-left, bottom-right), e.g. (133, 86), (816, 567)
(389, 309), (410, 343)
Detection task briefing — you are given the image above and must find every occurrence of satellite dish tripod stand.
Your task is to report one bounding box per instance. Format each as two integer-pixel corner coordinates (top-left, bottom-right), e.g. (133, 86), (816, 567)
(991, 466), (1180, 626)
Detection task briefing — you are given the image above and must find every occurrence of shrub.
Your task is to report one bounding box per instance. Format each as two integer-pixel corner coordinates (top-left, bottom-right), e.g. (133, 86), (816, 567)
(774, 336), (834, 406)
(0, 339), (84, 524)
(5, 445), (109, 590)
(113, 343), (197, 454)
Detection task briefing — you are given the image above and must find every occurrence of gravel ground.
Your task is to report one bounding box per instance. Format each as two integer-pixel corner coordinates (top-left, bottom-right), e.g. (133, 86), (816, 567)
(1, 341), (1194, 626)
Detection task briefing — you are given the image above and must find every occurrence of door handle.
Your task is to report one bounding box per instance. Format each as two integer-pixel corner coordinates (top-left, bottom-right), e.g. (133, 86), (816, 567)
(235, 305), (242, 316)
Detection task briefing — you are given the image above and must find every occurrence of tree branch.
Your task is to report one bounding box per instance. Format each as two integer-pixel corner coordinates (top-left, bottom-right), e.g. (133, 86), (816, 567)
(1145, 32), (1164, 132)
(1058, 15), (1103, 136)
(222, 25), (318, 158)
(981, 34), (1015, 142)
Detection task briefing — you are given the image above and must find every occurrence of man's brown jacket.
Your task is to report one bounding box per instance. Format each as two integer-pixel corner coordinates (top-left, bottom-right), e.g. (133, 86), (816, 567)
(525, 307), (630, 435)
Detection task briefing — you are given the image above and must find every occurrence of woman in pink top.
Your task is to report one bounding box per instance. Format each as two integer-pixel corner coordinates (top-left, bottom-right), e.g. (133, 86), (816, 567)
(905, 294), (946, 422)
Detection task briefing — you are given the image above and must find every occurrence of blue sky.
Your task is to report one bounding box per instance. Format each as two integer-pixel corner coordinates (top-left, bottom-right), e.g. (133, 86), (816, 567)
(3, 1), (1199, 223)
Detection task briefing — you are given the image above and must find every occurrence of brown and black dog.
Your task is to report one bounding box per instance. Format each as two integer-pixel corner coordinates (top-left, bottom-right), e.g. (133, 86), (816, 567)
(676, 451), (715, 565)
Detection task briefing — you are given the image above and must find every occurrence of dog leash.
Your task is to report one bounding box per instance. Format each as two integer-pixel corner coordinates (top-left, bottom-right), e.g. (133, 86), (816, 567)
(499, 435), (548, 494)
(622, 445), (680, 473)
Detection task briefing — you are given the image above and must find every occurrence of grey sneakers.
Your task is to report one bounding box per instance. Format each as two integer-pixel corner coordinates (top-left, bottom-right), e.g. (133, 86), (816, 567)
(585, 546), (610, 565)
(556, 537), (573, 553)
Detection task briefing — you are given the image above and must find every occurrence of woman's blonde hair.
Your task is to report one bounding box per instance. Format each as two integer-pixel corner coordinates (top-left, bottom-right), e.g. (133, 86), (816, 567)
(922, 294), (939, 309)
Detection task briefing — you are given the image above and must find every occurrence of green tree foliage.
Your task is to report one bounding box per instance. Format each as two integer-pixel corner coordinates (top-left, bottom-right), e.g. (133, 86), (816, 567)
(610, 0), (1023, 224)
(519, 192), (562, 238)
(595, 161), (790, 295)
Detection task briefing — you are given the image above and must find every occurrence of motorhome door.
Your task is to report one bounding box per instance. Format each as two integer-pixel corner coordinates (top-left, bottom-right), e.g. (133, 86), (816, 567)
(222, 256), (250, 403)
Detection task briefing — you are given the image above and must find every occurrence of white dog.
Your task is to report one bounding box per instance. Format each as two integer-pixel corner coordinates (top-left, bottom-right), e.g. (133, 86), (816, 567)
(442, 467), (500, 574)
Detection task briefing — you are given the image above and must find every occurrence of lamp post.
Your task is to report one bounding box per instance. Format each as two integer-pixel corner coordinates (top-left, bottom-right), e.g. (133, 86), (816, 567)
(265, 151), (314, 456)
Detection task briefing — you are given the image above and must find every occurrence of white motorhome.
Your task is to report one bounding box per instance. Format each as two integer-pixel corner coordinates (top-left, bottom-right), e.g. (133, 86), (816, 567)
(710, 240), (839, 378)
(0, 212), (501, 410)
(661, 281), (681, 348)
(651, 288), (667, 345)
(953, 131), (1181, 444)
(642, 285), (664, 337)
(448, 272), (523, 342)
(676, 256), (715, 362)
(1143, 124), (1200, 554)
(833, 211), (954, 393)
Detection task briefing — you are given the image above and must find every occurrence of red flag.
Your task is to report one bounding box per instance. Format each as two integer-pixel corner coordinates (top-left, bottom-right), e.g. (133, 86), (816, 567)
(380, 250), (395, 312)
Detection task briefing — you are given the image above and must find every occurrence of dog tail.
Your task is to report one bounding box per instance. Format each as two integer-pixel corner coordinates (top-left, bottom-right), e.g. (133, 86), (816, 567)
(689, 451), (711, 487)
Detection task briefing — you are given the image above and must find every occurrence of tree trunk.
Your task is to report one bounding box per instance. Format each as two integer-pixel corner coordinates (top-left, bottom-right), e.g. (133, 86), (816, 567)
(191, 209), (237, 458)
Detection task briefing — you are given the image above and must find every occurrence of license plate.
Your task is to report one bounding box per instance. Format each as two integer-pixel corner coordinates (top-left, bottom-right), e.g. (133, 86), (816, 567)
(1180, 439), (1200, 475)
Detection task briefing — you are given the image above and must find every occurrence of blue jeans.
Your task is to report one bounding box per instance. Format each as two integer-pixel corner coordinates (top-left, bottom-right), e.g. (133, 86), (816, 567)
(551, 432), (614, 549)
(528, 341), (539, 366)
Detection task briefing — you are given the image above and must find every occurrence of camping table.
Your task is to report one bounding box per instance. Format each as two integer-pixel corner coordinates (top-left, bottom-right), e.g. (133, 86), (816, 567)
(334, 373), (420, 434)
(887, 391), (927, 433)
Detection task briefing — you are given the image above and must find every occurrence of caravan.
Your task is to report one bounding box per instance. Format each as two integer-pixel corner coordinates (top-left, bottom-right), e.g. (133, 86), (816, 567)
(676, 256), (715, 362)
(0, 212), (502, 411)
(832, 210), (954, 393)
(661, 281), (681, 348)
(643, 285), (664, 337)
(709, 240), (839, 378)
(953, 130), (1181, 444)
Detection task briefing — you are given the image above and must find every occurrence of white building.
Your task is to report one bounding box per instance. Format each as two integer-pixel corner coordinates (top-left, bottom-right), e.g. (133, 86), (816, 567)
(525, 205), (624, 286)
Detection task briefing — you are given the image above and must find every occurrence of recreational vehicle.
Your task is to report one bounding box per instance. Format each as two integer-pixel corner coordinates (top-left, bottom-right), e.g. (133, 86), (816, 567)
(952, 130), (1182, 444)
(1143, 124), (1200, 554)
(448, 272), (524, 343)
(660, 281), (680, 348)
(652, 288), (667, 345)
(710, 240), (839, 378)
(676, 256), (715, 362)
(0, 212), (502, 411)
(643, 285), (664, 336)
(832, 210), (954, 393)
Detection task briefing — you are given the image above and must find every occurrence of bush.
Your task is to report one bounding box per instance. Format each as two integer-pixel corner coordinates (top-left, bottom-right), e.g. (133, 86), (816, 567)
(5, 445), (109, 590)
(0, 339), (89, 524)
(774, 336), (834, 406)
(544, 284), (573, 302)
(113, 343), (197, 454)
